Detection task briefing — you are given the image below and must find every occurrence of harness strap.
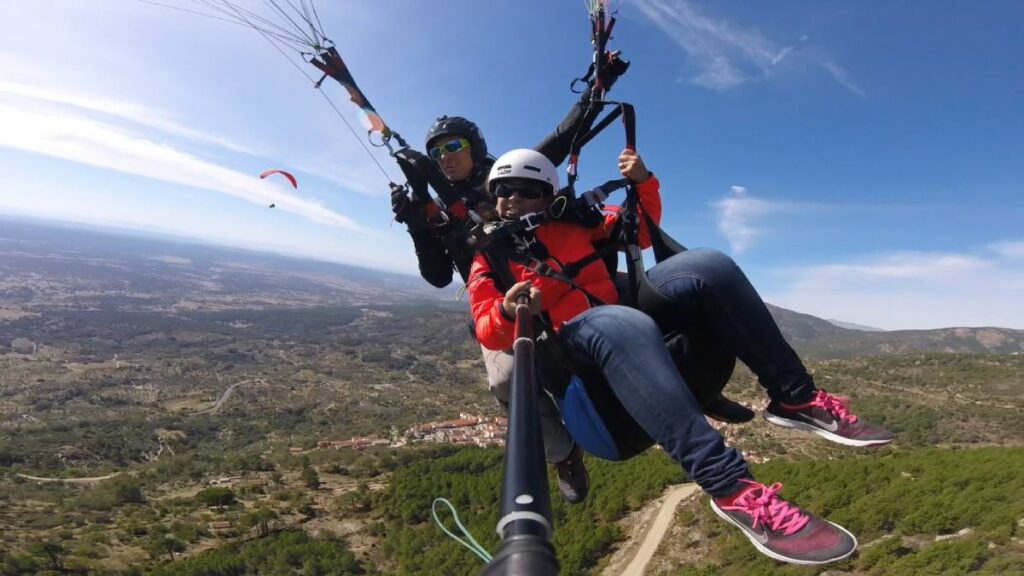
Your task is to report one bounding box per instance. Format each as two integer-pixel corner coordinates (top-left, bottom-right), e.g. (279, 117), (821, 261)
(575, 105), (623, 152)
(505, 248), (607, 309)
(482, 248), (518, 294)
(643, 210), (687, 262)
(558, 250), (606, 281)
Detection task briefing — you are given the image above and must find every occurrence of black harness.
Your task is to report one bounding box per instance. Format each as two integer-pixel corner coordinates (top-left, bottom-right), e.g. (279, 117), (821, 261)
(475, 103), (736, 460)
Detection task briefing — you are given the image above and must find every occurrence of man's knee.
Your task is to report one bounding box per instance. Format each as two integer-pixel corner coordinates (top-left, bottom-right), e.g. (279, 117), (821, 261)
(651, 248), (742, 293)
(689, 248), (741, 282)
(481, 347), (513, 400)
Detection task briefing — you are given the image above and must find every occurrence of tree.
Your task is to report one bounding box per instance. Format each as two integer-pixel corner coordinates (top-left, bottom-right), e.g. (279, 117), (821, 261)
(241, 508), (279, 538)
(10, 337), (35, 355)
(195, 487), (236, 507)
(146, 535), (186, 562)
(108, 475), (146, 505)
(1, 551), (40, 576)
(302, 466), (321, 490)
(27, 542), (65, 572)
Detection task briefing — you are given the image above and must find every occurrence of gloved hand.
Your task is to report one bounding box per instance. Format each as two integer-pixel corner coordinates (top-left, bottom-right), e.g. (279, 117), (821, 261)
(576, 51), (630, 101)
(390, 183), (427, 230)
(598, 50), (630, 92)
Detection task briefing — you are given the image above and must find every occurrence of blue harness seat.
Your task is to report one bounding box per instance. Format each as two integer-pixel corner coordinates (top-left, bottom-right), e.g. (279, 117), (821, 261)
(551, 327), (736, 462)
(554, 375), (654, 462)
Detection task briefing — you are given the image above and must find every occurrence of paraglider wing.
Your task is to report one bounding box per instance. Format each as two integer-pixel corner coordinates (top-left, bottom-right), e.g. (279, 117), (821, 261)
(259, 169), (297, 189)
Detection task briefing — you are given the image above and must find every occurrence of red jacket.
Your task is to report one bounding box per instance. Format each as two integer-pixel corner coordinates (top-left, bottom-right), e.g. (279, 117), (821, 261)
(468, 176), (662, 351)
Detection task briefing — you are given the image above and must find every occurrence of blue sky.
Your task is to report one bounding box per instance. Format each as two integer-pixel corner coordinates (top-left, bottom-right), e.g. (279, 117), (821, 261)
(1, 1), (1022, 330)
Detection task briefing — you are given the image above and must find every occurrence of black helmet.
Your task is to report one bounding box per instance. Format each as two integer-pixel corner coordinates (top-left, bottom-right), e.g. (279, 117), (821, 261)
(425, 116), (488, 165)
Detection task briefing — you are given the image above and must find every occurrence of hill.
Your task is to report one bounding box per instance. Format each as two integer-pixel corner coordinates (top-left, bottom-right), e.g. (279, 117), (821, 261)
(4, 217), (1021, 358)
(0, 217), (452, 315)
(827, 318), (885, 332)
(767, 304), (1024, 357)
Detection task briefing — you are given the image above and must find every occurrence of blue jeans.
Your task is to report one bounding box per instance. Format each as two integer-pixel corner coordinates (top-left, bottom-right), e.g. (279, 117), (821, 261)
(560, 305), (749, 496)
(646, 248), (816, 404)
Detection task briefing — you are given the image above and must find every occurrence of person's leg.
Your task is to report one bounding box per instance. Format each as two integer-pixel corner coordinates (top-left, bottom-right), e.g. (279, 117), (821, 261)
(481, 345), (574, 463)
(482, 345), (589, 503)
(559, 306), (857, 565)
(645, 248), (815, 403)
(616, 271), (753, 423)
(646, 249), (892, 446)
(663, 321), (754, 423)
(558, 305), (749, 496)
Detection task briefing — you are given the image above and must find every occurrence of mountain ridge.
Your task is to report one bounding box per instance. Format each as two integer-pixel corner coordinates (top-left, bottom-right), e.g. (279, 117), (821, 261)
(3, 217), (1021, 358)
(766, 303), (1024, 357)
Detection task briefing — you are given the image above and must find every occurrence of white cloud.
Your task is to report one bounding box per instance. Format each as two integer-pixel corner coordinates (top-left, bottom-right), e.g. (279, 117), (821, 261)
(767, 249), (1024, 329)
(0, 101), (363, 231)
(711, 185), (784, 253)
(0, 80), (392, 198)
(791, 253), (989, 281)
(0, 81), (261, 156)
(988, 239), (1024, 259)
(771, 46), (795, 66)
(816, 57), (866, 98)
(631, 0), (863, 95)
(691, 56), (749, 91)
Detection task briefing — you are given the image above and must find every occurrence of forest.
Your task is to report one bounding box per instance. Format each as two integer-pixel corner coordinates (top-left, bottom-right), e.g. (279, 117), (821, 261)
(6, 444), (1014, 575)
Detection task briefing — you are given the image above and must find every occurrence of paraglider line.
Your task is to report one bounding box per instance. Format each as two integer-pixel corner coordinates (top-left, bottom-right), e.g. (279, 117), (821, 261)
(183, 1), (311, 50)
(263, 0), (319, 49)
(206, 0), (305, 42)
(210, 0), (395, 184)
(137, 0), (254, 29)
(140, 1), (397, 184)
(306, 0), (330, 45)
(313, 88), (395, 182)
(290, 0), (324, 47)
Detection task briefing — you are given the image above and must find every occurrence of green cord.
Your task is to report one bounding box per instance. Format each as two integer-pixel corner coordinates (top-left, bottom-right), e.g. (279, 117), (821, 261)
(431, 497), (493, 563)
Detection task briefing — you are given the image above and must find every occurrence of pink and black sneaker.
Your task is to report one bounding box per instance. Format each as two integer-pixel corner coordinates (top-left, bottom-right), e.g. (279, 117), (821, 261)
(763, 389), (894, 447)
(711, 479), (857, 565)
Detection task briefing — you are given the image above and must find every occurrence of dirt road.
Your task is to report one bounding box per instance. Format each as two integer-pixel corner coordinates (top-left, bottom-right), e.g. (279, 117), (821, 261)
(602, 483), (700, 576)
(192, 379), (261, 415)
(15, 472), (121, 484)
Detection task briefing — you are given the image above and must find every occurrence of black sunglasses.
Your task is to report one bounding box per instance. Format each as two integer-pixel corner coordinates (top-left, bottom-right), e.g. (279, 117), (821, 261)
(494, 182), (549, 200)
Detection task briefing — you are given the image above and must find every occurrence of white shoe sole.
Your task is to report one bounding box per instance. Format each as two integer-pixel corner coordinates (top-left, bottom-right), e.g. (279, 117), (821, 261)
(709, 499), (858, 566)
(763, 411), (893, 447)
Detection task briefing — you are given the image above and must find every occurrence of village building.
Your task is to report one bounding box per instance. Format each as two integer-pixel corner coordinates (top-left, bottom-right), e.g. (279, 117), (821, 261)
(316, 413), (508, 451)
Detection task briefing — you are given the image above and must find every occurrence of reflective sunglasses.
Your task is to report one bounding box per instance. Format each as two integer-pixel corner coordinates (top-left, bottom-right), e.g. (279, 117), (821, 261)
(428, 137), (471, 160)
(494, 181), (548, 200)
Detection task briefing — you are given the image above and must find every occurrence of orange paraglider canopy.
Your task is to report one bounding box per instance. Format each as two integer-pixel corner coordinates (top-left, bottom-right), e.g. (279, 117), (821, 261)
(259, 169), (297, 188)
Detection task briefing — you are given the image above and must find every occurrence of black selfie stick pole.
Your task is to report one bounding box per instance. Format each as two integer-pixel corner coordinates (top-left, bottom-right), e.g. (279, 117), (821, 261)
(480, 292), (559, 576)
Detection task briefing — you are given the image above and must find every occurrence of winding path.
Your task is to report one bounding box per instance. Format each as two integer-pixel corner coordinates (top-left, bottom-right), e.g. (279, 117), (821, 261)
(603, 483), (700, 576)
(192, 379), (261, 415)
(15, 472), (121, 484)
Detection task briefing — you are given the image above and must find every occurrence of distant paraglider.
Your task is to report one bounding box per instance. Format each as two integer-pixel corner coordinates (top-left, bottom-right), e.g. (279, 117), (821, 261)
(259, 169), (297, 189)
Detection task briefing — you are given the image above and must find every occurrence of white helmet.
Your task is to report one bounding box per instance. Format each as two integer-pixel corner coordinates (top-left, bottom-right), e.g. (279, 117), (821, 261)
(487, 149), (560, 197)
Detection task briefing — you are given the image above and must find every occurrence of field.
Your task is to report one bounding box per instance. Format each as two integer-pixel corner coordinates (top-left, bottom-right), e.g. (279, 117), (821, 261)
(2, 221), (1023, 574)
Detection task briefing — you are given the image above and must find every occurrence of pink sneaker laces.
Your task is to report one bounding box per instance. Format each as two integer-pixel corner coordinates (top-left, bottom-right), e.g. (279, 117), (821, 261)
(721, 479), (809, 536)
(810, 390), (858, 424)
